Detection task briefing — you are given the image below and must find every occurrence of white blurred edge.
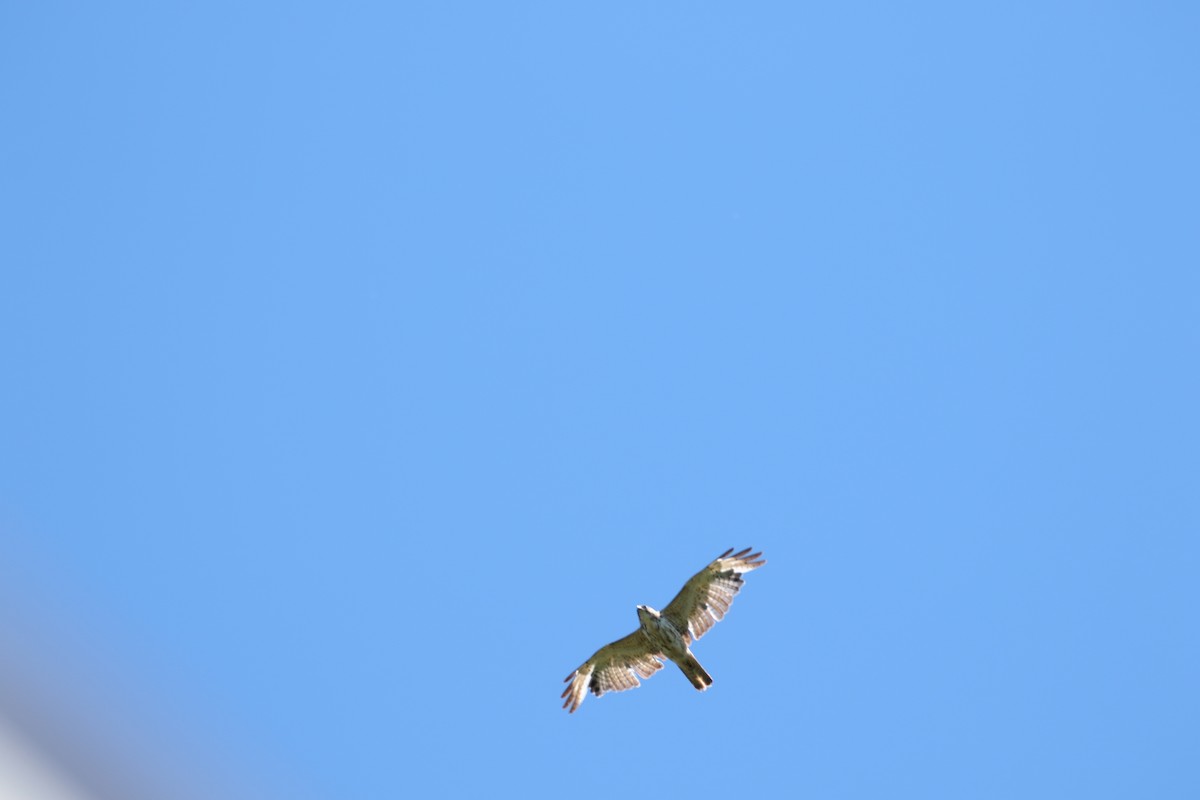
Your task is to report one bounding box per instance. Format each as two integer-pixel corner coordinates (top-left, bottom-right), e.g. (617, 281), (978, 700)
(0, 717), (93, 800)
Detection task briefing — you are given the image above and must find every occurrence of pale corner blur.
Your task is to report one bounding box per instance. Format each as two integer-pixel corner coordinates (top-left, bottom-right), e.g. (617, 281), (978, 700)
(0, 719), (92, 800)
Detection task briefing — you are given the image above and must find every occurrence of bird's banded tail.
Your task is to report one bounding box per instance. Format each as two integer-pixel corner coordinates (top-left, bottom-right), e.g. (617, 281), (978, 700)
(678, 654), (713, 691)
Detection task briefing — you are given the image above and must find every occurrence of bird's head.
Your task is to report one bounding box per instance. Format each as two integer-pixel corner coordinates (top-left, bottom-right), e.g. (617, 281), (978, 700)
(636, 604), (660, 623)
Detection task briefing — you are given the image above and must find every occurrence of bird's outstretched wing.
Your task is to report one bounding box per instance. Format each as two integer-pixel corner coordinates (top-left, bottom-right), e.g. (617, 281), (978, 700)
(561, 630), (664, 714)
(662, 547), (766, 641)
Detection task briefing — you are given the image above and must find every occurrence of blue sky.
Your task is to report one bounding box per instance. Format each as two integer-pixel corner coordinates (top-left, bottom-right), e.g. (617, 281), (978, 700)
(2, 2), (1198, 798)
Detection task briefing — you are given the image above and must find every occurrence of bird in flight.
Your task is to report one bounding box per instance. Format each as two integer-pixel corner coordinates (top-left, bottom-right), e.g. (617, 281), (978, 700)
(562, 547), (766, 713)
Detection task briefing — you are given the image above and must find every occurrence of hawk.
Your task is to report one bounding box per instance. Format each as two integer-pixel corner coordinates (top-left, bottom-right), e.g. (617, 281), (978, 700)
(562, 547), (766, 713)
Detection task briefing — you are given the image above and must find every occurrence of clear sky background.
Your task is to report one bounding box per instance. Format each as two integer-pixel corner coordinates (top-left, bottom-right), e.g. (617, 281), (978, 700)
(2, 2), (1198, 798)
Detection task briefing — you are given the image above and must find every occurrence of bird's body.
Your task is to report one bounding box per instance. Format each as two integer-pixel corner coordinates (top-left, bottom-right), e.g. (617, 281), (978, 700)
(562, 547), (765, 713)
(635, 605), (712, 691)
